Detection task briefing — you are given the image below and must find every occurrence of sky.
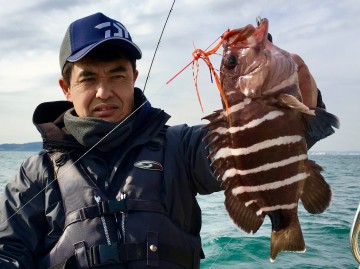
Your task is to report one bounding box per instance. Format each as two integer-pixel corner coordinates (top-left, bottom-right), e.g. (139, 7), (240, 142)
(0, 0), (359, 152)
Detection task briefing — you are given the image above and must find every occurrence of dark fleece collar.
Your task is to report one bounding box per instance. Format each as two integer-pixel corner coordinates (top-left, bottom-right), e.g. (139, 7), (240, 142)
(33, 88), (170, 151)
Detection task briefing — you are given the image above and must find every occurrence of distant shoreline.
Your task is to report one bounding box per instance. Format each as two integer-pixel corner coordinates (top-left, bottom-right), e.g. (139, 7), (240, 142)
(0, 142), (42, 151)
(0, 142), (359, 155)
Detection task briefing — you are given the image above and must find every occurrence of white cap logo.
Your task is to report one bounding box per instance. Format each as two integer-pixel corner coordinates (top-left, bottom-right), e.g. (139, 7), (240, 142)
(95, 22), (129, 39)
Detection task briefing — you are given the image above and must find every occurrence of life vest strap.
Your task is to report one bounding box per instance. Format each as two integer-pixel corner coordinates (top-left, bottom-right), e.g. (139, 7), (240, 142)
(49, 241), (201, 269)
(64, 199), (167, 229)
(88, 241), (201, 269)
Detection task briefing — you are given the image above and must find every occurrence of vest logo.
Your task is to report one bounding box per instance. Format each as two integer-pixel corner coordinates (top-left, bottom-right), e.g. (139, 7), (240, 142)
(95, 22), (129, 39)
(134, 160), (163, 171)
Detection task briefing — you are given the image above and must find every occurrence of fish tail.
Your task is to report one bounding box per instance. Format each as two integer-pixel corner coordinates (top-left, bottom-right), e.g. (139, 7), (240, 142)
(301, 159), (332, 214)
(270, 215), (305, 262)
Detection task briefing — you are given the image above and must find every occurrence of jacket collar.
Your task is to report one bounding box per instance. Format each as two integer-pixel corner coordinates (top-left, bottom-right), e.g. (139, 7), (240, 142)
(32, 88), (170, 151)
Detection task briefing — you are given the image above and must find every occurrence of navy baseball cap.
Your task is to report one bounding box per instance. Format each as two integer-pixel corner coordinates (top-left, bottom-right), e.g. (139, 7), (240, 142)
(59, 12), (142, 72)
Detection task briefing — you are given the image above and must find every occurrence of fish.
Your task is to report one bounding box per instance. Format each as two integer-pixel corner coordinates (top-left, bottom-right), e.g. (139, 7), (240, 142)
(194, 18), (340, 261)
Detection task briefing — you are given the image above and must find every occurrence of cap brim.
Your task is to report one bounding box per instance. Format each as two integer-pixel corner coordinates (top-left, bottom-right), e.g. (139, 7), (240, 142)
(67, 37), (142, 62)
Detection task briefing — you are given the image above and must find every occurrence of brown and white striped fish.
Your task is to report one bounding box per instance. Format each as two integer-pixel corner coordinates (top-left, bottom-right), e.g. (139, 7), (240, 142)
(200, 18), (340, 261)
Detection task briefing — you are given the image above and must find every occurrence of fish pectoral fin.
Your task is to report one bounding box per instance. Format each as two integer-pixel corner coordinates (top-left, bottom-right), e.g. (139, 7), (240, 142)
(270, 213), (306, 262)
(302, 107), (340, 149)
(224, 187), (264, 234)
(301, 160), (332, 214)
(277, 93), (315, 115)
(276, 93), (340, 147)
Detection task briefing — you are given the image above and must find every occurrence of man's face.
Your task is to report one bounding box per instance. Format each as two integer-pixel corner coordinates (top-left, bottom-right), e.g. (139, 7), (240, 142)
(60, 57), (138, 123)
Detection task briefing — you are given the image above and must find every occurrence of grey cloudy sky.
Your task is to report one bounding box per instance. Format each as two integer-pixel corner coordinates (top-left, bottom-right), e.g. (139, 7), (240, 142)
(0, 0), (359, 151)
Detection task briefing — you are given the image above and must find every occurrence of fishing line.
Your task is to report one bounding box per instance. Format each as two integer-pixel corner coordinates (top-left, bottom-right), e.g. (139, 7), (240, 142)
(2, 0), (177, 226)
(143, 0), (176, 93)
(209, 237), (234, 269)
(0, 100), (149, 226)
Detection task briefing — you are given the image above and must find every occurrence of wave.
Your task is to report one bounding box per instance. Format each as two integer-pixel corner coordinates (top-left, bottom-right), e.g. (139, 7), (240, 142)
(309, 151), (360, 156)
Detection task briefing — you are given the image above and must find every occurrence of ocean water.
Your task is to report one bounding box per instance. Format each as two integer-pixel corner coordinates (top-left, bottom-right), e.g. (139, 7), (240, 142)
(0, 151), (359, 268)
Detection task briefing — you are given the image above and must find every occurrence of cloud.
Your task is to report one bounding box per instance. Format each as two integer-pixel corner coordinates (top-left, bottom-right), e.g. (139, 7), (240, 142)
(0, 0), (359, 151)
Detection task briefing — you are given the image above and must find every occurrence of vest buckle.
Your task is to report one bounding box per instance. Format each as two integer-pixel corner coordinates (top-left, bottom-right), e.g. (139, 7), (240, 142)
(98, 200), (127, 214)
(90, 244), (122, 266)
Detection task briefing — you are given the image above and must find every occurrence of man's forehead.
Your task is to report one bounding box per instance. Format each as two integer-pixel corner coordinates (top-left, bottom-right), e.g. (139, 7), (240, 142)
(73, 59), (129, 74)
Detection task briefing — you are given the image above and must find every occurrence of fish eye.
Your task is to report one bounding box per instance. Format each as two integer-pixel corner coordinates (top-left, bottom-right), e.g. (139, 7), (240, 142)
(223, 54), (237, 69)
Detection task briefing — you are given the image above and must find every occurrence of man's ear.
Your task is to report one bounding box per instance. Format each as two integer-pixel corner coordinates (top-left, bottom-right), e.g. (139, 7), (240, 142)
(134, 70), (139, 82)
(59, 78), (72, 101)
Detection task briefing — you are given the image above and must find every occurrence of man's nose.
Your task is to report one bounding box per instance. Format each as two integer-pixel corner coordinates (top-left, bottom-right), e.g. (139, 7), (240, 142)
(95, 80), (114, 99)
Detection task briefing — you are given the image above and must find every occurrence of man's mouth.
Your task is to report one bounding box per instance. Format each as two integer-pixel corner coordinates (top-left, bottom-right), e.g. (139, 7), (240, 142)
(93, 104), (118, 117)
(95, 107), (115, 111)
(94, 104), (118, 111)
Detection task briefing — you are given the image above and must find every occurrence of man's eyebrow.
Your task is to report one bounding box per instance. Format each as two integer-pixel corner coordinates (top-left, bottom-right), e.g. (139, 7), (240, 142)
(79, 70), (96, 77)
(78, 65), (128, 77)
(109, 65), (127, 73)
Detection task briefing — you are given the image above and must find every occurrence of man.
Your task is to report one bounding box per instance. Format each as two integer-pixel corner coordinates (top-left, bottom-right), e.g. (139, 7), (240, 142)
(0, 13), (323, 269)
(291, 53), (326, 109)
(0, 12), (221, 269)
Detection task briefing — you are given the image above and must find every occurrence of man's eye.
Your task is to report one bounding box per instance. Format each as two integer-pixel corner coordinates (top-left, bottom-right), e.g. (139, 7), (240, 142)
(81, 77), (95, 83)
(112, 74), (125, 80)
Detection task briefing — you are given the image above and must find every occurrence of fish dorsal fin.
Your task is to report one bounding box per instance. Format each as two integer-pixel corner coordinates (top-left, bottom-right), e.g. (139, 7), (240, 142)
(277, 93), (315, 115)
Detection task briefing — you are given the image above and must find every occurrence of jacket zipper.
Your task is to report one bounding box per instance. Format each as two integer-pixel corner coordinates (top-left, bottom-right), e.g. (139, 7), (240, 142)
(119, 192), (127, 243)
(94, 195), (111, 245)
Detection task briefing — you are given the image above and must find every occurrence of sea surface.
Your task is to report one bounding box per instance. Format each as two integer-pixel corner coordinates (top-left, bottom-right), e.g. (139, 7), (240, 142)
(0, 151), (359, 268)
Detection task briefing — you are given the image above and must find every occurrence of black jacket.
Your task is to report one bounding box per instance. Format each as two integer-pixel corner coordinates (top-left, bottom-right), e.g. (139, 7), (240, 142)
(0, 90), (221, 268)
